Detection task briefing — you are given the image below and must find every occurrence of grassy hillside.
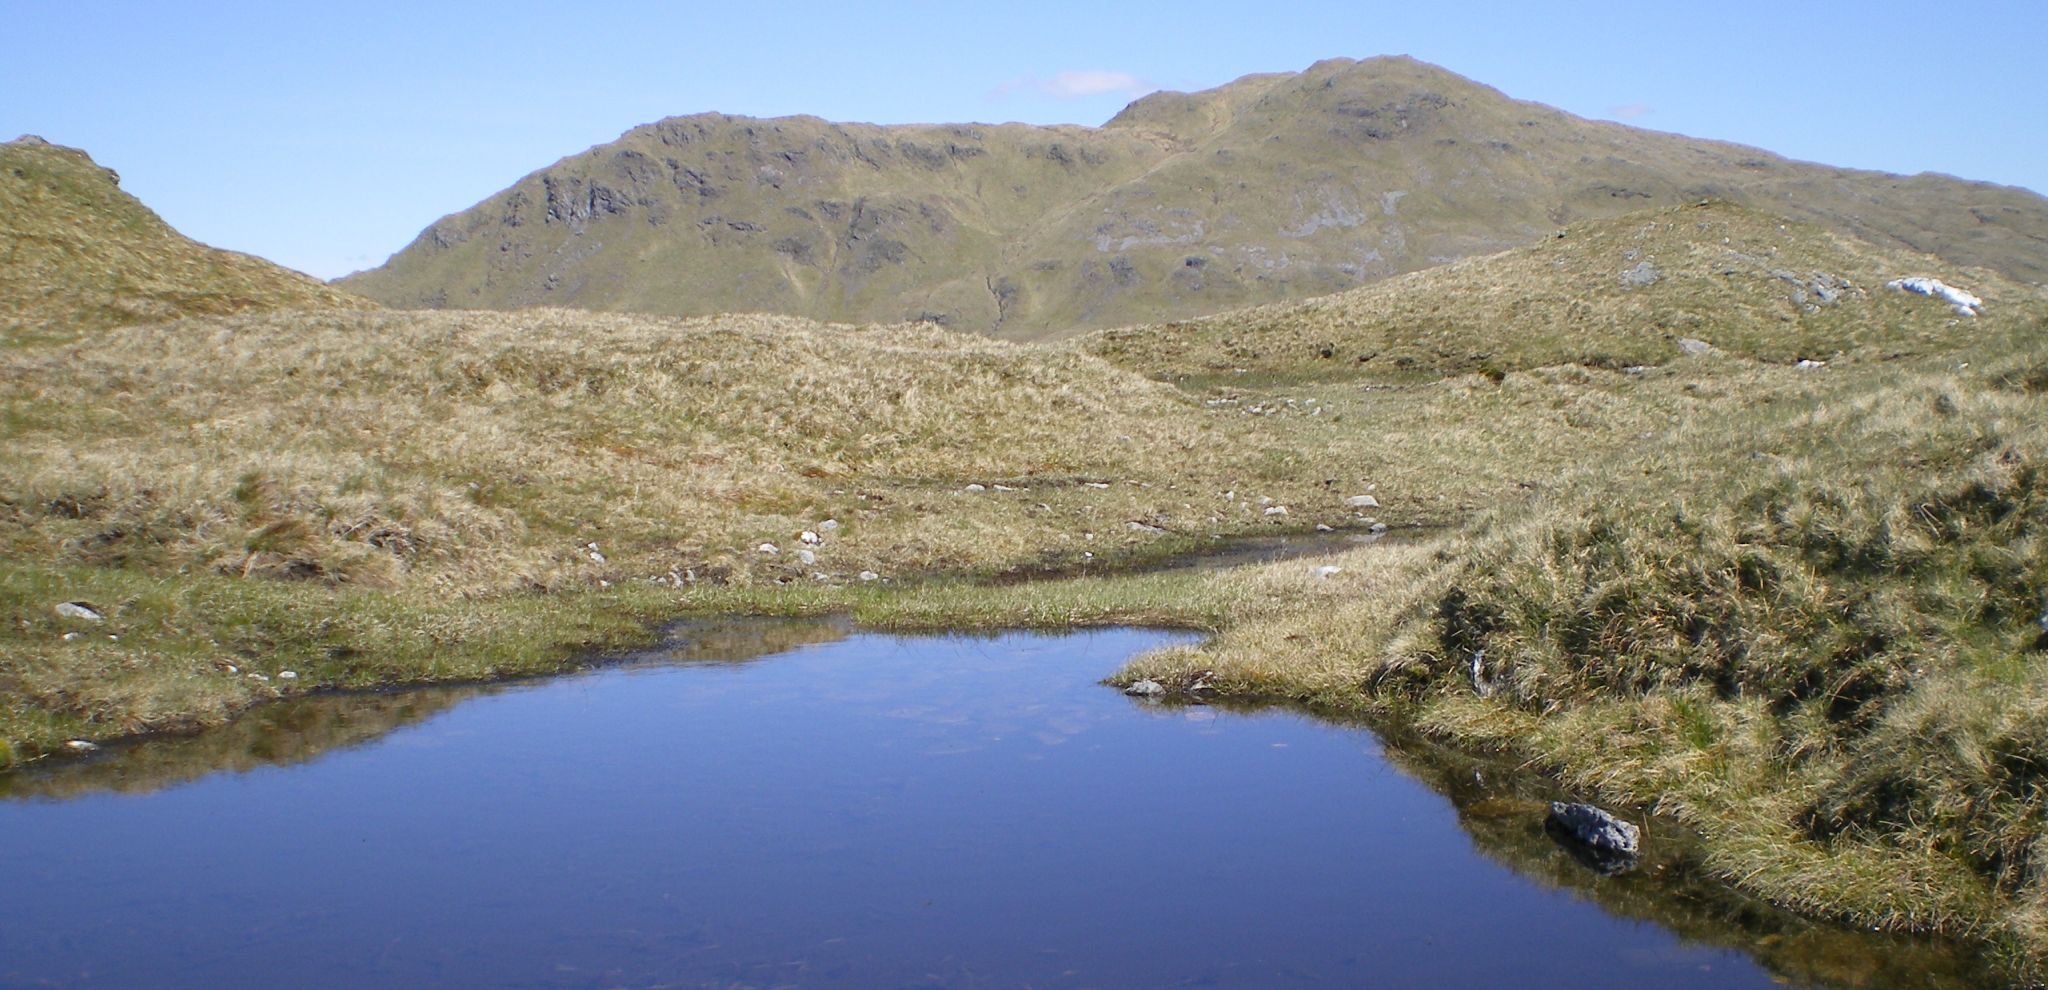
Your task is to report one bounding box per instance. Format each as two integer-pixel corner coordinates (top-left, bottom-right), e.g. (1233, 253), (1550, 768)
(0, 137), (371, 339)
(1089, 200), (2041, 382)
(341, 56), (2048, 339)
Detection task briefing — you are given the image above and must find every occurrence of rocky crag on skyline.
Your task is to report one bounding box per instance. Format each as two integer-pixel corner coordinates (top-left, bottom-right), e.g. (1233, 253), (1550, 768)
(340, 56), (2048, 340)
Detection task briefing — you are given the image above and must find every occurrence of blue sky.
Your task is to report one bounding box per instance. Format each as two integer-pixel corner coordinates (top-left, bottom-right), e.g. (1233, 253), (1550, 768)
(6, 0), (2045, 280)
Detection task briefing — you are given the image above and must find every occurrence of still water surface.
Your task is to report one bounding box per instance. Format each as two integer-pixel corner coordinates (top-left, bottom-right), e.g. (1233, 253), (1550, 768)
(0, 624), (1985, 988)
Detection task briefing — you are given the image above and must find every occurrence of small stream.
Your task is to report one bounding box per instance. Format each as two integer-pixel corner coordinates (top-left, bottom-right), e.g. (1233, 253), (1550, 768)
(0, 621), (2003, 988)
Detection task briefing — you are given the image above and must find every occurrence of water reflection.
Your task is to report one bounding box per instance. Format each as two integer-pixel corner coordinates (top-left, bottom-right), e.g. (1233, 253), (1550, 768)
(1, 617), (852, 802)
(0, 622), (2012, 989)
(1364, 718), (2000, 989)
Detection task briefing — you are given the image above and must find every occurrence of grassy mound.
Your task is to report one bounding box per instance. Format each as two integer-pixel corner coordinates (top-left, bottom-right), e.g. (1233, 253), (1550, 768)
(1, 137), (371, 339)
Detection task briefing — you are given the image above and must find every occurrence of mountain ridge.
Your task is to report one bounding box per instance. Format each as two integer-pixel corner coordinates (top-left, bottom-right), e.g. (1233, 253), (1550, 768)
(339, 56), (2048, 339)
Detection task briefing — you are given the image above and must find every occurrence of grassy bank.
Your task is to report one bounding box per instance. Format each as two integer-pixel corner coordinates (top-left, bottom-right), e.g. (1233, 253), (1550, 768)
(1110, 339), (2048, 969)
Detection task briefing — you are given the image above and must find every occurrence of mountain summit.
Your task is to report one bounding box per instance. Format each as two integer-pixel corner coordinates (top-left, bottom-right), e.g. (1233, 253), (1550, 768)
(340, 56), (2048, 339)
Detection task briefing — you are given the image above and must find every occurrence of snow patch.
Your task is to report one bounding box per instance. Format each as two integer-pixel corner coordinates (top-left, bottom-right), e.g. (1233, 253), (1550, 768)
(1887, 276), (1982, 317)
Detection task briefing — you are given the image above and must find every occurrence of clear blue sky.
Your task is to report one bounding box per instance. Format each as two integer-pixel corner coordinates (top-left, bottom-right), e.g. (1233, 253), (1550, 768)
(6, 0), (2044, 280)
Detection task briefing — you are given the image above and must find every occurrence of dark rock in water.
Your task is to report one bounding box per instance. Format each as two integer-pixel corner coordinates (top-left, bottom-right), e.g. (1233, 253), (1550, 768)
(1545, 815), (1640, 877)
(1546, 801), (1640, 877)
(1123, 679), (1166, 698)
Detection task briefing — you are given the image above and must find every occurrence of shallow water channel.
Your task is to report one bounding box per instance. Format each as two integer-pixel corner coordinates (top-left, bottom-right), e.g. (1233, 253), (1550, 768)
(0, 622), (2002, 988)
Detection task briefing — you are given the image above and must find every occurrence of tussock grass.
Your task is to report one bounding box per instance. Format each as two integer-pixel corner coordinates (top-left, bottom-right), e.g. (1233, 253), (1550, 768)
(1107, 334), (2048, 967)
(0, 306), (1417, 755)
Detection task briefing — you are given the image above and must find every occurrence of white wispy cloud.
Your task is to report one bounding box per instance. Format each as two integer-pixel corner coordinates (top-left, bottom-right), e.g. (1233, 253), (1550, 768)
(993, 70), (1156, 101)
(1607, 103), (1655, 120)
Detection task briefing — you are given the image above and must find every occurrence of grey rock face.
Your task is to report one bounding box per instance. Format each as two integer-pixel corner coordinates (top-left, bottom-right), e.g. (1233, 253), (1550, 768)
(1619, 261), (1661, 288)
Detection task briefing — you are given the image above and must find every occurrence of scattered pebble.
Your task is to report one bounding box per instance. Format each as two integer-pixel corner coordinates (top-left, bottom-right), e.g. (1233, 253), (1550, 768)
(1315, 524), (1334, 532)
(1345, 494), (1380, 509)
(1315, 566), (1343, 580)
(1084, 482), (1110, 489)
(797, 549), (817, 566)
(62, 632), (79, 641)
(758, 543), (779, 555)
(1264, 506), (1288, 516)
(818, 519), (840, 532)
(858, 570), (880, 582)
(964, 483), (987, 492)
(800, 530), (822, 546)
(1796, 359), (1827, 370)
(247, 673), (270, 682)
(279, 671), (299, 680)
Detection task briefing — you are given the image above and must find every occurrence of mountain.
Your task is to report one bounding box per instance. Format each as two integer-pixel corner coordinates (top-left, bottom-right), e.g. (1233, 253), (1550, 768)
(340, 56), (2048, 340)
(1086, 199), (2045, 382)
(1, 136), (371, 337)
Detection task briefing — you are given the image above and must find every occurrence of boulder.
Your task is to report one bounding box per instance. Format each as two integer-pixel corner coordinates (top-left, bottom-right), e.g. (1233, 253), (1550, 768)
(1547, 802), (1639, 855)
(1345, 494), (1380, 508)
(55, 601), (104, 622)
